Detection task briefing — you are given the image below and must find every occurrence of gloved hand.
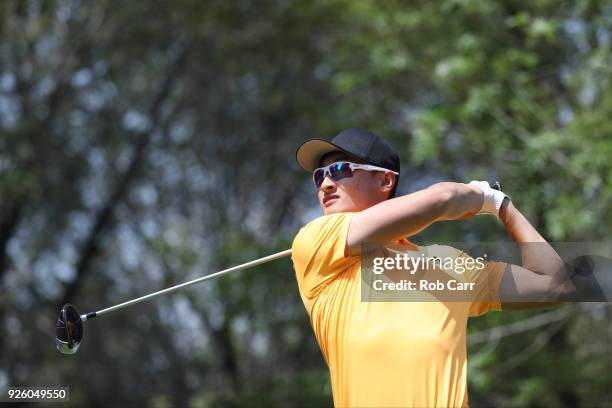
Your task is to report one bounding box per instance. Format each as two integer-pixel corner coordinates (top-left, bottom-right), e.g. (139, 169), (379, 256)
(468, 180), (509, 217)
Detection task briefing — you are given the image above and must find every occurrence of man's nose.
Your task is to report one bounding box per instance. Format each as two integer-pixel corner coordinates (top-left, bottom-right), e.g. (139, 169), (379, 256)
(320, 175), (336, 192)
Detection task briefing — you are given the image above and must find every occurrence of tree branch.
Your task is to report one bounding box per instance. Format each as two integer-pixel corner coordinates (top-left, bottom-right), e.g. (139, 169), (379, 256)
(61, 44), (191, 304)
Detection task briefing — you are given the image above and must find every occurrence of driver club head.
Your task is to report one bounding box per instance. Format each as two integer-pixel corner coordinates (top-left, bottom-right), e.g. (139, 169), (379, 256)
(56, 303), (84, 355)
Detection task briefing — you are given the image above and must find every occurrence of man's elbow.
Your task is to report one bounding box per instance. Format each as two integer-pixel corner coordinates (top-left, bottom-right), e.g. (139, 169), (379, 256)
(425, 183), (456, 220)
(548, 279), (576, 302)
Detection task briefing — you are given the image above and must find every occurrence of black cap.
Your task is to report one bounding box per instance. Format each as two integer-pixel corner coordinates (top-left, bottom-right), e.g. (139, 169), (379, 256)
(296, 128), (400, 172)
(296, 129), (401, 196)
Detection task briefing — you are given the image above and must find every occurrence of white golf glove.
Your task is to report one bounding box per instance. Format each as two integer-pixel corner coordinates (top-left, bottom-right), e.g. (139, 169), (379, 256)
(468, 180), (509, 217)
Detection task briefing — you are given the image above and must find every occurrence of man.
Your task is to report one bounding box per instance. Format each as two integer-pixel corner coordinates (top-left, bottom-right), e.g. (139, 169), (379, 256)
(291, 129), (573, 407)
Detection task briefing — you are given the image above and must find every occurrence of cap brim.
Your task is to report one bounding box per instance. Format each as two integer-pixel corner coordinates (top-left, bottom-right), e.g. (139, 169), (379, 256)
(296, 138), (353, 172)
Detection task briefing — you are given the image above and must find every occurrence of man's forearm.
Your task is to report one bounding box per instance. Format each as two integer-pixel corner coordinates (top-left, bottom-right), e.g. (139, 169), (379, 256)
(346, 182), (483, 254)
(499, 199), (564, 276)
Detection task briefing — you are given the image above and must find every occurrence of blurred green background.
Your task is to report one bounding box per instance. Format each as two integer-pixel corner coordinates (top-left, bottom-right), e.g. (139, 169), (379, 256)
(1, 0), (611, 406)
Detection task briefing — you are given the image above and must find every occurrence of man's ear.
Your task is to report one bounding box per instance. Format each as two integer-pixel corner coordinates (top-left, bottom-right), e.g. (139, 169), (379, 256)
(380, 172), (395, 194)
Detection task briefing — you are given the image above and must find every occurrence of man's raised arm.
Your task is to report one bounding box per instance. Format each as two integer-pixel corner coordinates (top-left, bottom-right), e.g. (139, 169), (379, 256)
(497, 200), (575, 309)
(346, 182), (484, 255)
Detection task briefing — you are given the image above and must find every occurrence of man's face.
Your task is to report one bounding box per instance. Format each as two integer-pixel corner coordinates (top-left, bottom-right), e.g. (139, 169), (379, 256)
(317, 152), (392, 215)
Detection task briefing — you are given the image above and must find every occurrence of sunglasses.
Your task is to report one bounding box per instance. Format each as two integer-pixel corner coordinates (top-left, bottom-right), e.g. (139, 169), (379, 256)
(313, 161), (398, 188)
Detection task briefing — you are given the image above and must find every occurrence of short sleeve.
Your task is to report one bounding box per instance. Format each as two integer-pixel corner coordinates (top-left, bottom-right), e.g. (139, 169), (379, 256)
(414, 245), (505, 314)
(465, 253), (507, 316)
(291, 212), (357, 304)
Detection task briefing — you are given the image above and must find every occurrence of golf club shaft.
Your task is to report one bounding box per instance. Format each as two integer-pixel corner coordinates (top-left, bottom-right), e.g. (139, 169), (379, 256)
(81, 249), (293, 321)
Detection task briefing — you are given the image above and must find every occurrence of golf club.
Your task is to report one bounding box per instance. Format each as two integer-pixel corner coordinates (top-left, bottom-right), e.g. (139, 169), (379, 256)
(56, 182), (503, 355)
(56, 249), (292, 354)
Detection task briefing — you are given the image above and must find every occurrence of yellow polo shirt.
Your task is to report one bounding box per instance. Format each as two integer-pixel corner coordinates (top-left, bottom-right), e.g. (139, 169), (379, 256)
(291, 213), (506, 407)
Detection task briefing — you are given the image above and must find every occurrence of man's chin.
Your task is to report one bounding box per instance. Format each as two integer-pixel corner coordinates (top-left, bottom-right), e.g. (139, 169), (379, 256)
(322, 201), (341, 215)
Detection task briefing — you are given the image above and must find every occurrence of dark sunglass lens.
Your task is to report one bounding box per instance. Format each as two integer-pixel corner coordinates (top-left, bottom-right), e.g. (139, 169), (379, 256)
(313, 169), (325, 187)
(330, 162), (353, 181)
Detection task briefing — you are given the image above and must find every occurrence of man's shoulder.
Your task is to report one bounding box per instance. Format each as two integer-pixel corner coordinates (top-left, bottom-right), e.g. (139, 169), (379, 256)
(291, 212), (356, 257)
(295, 212), (354, 239)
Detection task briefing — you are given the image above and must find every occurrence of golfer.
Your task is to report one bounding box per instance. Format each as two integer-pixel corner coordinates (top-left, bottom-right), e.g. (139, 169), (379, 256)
(291, 129), (572, 407)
